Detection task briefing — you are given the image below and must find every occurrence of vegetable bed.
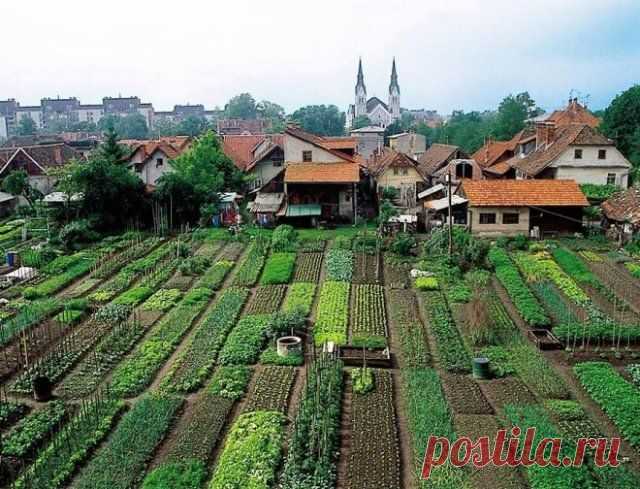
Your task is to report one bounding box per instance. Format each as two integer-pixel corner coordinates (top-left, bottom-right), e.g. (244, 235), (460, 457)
(314, 281), (350, 345)
(351, 284), (387, 348)
(244, 366), (296, 414)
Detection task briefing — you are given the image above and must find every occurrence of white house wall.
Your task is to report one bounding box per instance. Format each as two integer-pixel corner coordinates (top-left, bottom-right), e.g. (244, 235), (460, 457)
(284, 136), (344, 162)
(551, 146), (631, 187)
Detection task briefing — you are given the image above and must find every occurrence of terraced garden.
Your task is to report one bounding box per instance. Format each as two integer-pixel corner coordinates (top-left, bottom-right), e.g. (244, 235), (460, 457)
(0, 226), (639, 489)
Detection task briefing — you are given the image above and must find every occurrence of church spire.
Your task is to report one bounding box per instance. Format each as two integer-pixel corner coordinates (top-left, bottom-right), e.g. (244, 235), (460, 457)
(356, 57), (366, 93)
(389, 57), (400, 94)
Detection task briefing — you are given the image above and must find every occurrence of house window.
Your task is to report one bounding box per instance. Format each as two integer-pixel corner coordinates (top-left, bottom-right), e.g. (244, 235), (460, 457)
(574, 149), (583, 159)
(156, 158), (164, 168)
(401, 168), (408, 176)
(302, 150), (312, 162)
(393, 167), (399, 175)
(456, 162), (473, 179)
(479, 213), (496, 225)
(607, 173), (617, 186)
(503, 212), (520, 224)
(598, 149), (607, 160)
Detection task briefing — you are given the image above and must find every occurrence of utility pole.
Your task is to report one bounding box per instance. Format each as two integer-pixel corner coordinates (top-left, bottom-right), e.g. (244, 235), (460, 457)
(447, 170), (453, 257)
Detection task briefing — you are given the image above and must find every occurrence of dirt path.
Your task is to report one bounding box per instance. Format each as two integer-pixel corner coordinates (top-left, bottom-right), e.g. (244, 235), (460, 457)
(335, 371), (352, 489)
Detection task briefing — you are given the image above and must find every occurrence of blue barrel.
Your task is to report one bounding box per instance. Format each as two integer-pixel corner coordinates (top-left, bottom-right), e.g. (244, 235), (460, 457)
(6, 251), (17, 267)
(211, 215), (221, 228)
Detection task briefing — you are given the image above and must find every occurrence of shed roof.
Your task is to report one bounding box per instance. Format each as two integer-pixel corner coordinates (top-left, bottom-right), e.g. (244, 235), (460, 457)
(284, 162), (360, 184)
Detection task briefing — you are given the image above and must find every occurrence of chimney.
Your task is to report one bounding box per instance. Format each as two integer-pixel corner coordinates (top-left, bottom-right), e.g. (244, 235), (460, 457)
(536, 122), (556, 149)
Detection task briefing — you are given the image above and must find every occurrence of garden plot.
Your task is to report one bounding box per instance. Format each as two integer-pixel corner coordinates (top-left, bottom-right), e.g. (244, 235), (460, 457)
(350, 284), (387, 348)
(588, 257), (640, 313)
(441, 373), (494, 415)
(217, 241), (245, 261)
(382, 256), (410, 288)
(386, 289), (430, 367)
(244, 366), (296, 413)
(353, 251), (380, 284)
(479, 377), (537, 412)
(346, 369), (400, 489)
(314, 281), (350, 345)
(261, 252), (296, 284)
(454, 414), (527, 489)
(293, 252), (323, 282)
(282, 282), (316, 316)
(244, 285), (287, 315)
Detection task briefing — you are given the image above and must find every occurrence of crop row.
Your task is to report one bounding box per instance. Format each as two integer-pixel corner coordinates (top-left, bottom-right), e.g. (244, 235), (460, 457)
(109, 287), (214, 397)
(209, 410), (285, 489)
(1, 400), (67, 460)
(293, 252), (322, 282)
(162, 287), (249, 393)
(531, 281), (580, 325)
(245, 284), (287, 315)
(195, 259), (234, 290)
(244, 366), (296, 413)
(386, 289), (430, 367)
(326, 248), (353, 282)
(421, 291), (470, 373)
(553, 322), (640, 343)
(489, 248), (549, 327)
(14, 397), (125, 489)
(112, 258), (178, 307)
(91, 236), (161, 279)
(351, 284), (387, 348)
(315, 281), (350, 345)
(218, 314), (272, 365)
(88, 241), (175, 303)
(282, 282), (316, 316)
(574, 361), (640, 448)
(280, 358), (343, 489)
(232, 240), (268, 287)
(74, 394), (182, 489)
(0, 297), (62, 346)
(347, 369), (400, 489)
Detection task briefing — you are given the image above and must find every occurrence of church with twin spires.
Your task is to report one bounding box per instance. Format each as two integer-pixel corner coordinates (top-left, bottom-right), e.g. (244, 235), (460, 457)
(346, 58), (401, 129)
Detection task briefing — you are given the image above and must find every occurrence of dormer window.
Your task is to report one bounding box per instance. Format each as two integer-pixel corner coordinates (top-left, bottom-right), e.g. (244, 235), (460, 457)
(598, 149), (607, 160)
(574, 149), (583, 159)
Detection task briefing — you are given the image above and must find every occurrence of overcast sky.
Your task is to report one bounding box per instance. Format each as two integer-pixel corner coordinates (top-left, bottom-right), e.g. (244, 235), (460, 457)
(2, 0), (639, 115)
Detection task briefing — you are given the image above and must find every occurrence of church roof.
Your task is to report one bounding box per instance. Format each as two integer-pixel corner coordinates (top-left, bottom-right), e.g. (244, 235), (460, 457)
(366, 97), (388, 113)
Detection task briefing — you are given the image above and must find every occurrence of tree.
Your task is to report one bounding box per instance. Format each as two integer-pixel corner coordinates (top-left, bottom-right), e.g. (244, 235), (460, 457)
(290, 105), (346, 136)
(98, 113), (149, 140)
(602, 85), (640, 170)
(151, 118), (179, 137)
(225, 93), (257, 119)
(176, 116), (209, 137)
(257, 100), (285, 133)
(1, 170), (41, 207)
(351, 115), (371, 130)
(492, 92), (541, 140)
(155, 131), (244, 225)
(98, 126), (126, 163)
(431, 111), (496, 154)
(17, 117), (37, 136)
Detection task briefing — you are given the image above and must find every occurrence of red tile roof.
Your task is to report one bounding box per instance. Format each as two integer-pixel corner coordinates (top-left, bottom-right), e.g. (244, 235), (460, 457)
(367, 148), (423, 177)
(222, 135), (266, 170)
(418, 143), (462, 175)
(512, 125), (613, 177)
(461, 179), (589, 207)
(602, 187), (640, 224)
(284, 162), (360, 184)
(546, 100), (600, 128)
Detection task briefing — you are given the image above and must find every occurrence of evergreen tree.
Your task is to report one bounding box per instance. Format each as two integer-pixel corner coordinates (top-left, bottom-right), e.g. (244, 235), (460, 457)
(98, 125), (126, 163)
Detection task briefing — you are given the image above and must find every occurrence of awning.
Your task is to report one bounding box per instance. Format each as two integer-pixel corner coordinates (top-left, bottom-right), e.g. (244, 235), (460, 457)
(417, 184), (444, 200)
(285, 204), (322, 217)
(247, 192), (285, 213)
(424, 195), (468, 211)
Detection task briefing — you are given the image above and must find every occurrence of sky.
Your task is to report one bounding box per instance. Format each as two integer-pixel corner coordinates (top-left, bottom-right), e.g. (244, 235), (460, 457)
(2, 0), (639, 115)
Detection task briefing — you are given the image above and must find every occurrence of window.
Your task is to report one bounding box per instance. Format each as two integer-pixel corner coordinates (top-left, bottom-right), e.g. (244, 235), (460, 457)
(574, 149), (583, 159)
(503, 213), (520, 224)
(598, 149), (607, 160)
(456, 162), (473, 179)
(272, 159), (283, 167)
(155, 158), (164, 168)
(302, 150), (312, 162)
(479, 213), (496, 225)
(401, 168), (408, 176)
(607, 173), (616, 186)
(393, 167), (399, 175)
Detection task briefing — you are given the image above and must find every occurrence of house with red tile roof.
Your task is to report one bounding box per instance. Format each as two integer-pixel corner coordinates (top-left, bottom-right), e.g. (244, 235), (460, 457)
(123, 136), (192, 186)
(0, 142), (80, 194)
(366, 148), (426, 208)
(458, 179), (589, 237)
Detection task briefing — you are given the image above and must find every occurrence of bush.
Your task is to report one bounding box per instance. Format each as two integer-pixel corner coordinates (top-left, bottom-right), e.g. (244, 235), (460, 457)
(271, 224), (298, 252)
(389, 233), (415, 256)
(59, 219), (100, 251)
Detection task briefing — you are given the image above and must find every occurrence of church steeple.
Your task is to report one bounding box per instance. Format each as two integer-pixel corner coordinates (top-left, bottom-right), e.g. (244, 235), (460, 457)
(354, 57), (367, 118)
(388, 57), (400, 120)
